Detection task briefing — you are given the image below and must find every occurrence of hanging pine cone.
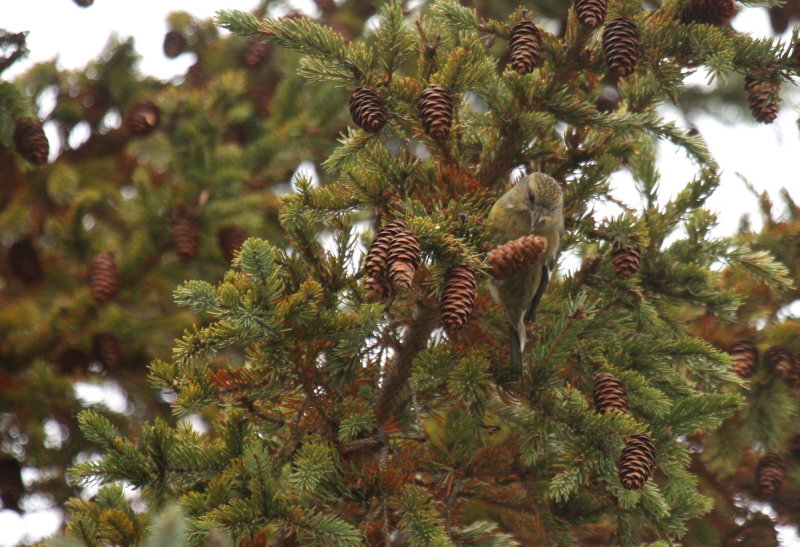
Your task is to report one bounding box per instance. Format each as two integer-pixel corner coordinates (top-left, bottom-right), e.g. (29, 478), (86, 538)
(618, 433), (656, 490)
(678, 0), (736, 26)
(73, 0), (94, 6)
(13, 119), (49, 165)
(487, 235), (548, 280)
(745, 74), (780, 124)
(163, 30), (187, 58)
(365, 220), (408, 278)
(509, 19), (542, 75)
(349, 86), (388, 133)
(756, 452), (787, 497)
(8, 239), (42, 284)
(218, 225), (248, 263)
(88, 252), (119, 303)
(418, 85), (454, 141)
(0, 457), (23, 512)
(387, 229), (422, 292)
(603, 17), (640, 78)
(440, 265), (477, 331)
(726, 339), (758, 378)
(610, 245), (640, 280)
(593, 372), (628, 414)
(250, 81), (277, 117)
(764, 345), (794, 377)
(575, 0), (608, 29)
(126, 100), (160, 136)
(57, 348), (91, 375)
(243, 38), (272, 67)
(172, 215), (201, 262)
(365, 276), (391, 303)
(92, 333), (123, 369)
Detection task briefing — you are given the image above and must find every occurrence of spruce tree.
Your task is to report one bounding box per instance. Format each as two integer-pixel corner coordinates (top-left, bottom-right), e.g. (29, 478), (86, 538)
(54, 0), (800, 545)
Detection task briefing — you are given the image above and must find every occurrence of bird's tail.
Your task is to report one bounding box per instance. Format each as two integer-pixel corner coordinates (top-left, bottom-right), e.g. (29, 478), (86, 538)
(509, 326), (523, 380)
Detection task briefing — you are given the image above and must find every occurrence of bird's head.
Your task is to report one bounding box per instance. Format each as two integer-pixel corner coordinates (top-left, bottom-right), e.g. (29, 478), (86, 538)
(523, 173), (563, 232)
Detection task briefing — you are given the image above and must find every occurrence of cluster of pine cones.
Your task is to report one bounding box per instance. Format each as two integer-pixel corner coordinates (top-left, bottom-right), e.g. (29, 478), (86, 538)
(726, 339), (800, 386)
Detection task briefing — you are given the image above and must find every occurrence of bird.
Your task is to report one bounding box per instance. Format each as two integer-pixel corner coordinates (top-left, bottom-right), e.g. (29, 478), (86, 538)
(486, 172), (564, 379)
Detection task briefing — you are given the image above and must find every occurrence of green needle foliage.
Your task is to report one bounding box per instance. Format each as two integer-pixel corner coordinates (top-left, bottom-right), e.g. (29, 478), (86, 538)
(43, 0), (800, 545)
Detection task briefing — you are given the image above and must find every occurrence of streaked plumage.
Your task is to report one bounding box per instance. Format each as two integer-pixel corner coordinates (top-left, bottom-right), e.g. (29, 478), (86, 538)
(486, 173), (564, 379)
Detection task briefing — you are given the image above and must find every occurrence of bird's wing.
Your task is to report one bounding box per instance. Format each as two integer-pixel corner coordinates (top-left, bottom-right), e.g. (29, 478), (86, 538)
(524, 264), (549, 324)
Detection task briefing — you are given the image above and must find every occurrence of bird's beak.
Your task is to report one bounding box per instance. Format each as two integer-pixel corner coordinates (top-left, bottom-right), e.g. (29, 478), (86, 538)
(530, 210), (543, 232)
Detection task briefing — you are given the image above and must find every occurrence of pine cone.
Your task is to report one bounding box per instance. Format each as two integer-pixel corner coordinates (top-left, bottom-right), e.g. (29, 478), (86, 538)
(88, 252), (119, 303)
(440, 265), (477, 331)
(218, 225), (248, 263)
(726, 339), (758, 378)
(57, 348), (91, 375)
(610, 245), (640, 280)
(163, 30), (187, 58)
(349, 86), (388, 133)
(745, 75), (780, 124)
(509, 19), (542, 75)
(172, 215), (200, 262)
(756, 452), (787, 497)
(487, 235), (548, 280)
(92, 333), (123, 369)
(593, 372), (628, 414)
(8, 239), (42, 284)
(0, 457), (23, 512)
(250, 81), (277, 117)
(764, 345), (794, 377)
(678, 0), (736, 26)
(618, 433), (656, 490)
(73, 0), (94, 6)
(387, 229), (422, 292)
(365, 276), (391, 302)
(13, 119), (49, 165)
(603, 17), (640, 78)
(418, 85), (454, 141)
(243, 38), (272, 67)
(126, 100), (160, 136)
(365, 220), (408, 278)
(575, 0), (608, 29)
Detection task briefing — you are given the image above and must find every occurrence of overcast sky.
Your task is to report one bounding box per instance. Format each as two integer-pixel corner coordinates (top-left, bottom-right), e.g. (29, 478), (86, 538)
(1, 1), (799, 545)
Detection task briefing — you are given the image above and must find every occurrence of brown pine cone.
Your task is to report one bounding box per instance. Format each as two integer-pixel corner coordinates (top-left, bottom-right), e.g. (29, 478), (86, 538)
(603, 17), (640, 78)
(440, 265), (477, 331)
(172, 215), (200, 262)
(365, 220), (408, 278)
(575, 0), (608, 29)
(243, 38), (272, 67)
(726, 339), (758, 378)
(764, 345), (794, 377)
(365, 276), (391, 302)
(678, 0), (736, 26)
(593, 372), (628, 414)
(349, 86), (388, 133)
(250, 81), (277, 117)
(756, 452), (787, 497)
(89, 252), (119, 303)
(0, 457), (23, 512)
(509, 19), (542, 75)
(163, 30), (187, 58)
(57, 348), (91, 375)
(13, 119), (49, 165)
(418, 85), (454, 141)
(745, 74), (780, 124)
(618, 433), (656, 490)
(218, 225), (248, 263)
(611, 245), (640, 280)
(387, 229), (422, 292)
(487, 235), (548, 280)
(8, 239), (42, 284)
(73, 0), (94, 6)
(126, 100), (160, 136)
(92, 333), (123, 369)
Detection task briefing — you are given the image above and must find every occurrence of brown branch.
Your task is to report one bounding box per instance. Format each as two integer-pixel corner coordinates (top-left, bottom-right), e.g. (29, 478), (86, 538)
(374, 299), (439, 424)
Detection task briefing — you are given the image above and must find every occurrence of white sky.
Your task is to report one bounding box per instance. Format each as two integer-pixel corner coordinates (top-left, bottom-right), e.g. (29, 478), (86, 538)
(1, 1), (800, 545)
